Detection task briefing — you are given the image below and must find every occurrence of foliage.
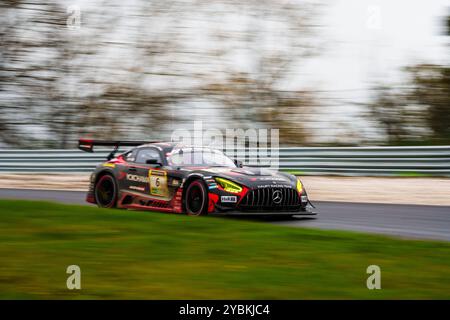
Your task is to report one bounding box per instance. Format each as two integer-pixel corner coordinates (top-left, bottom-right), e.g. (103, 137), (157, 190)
(367, 64), (450, 145)
(0, 1), (320, 148)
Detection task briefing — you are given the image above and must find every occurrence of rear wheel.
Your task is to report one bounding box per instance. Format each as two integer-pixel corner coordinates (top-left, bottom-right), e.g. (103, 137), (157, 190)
(185, 180), (208, 216)
(94, 174), (118, 208)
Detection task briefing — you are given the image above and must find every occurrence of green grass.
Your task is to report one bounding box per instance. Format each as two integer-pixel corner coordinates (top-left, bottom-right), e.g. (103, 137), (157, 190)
(283, 170), (307, 175)
(0, 200), (449, 299)
(396, 172), (430, 177)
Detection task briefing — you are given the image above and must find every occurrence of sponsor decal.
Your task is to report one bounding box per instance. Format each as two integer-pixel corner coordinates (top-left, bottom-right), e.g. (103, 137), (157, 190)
(149, 170), (168, 197)
(257, 176), (287, 182)
(301, 195), (308, 203)
(129, 185), (145, 192)
(256, 184), (292, 189)
(127, 174), (149, 183)
(171, 178), (181, 187)
(205, 177), (218, 189)
(221, 195), (237, 203)
(102, 163), (116, 168)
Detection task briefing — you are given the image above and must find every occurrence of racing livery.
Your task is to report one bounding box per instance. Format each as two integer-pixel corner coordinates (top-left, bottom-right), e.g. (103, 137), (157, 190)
(79, 139), (316, 216)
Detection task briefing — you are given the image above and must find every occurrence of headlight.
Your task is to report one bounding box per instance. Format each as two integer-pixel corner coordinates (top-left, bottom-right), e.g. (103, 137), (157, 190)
(215, 177), (243, 193)
(296, 178), (303, 193)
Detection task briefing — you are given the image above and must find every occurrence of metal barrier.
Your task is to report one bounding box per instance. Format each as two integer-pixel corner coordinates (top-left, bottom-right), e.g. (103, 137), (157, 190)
(0, 146), (449, 176)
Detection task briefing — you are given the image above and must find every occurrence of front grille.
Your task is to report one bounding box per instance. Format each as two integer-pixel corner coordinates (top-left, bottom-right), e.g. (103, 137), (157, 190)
(239, 187), (302, 211)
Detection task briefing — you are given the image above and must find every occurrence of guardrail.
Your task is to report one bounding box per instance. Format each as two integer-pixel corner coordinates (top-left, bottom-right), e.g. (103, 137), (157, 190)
(0, 146), (449, 176)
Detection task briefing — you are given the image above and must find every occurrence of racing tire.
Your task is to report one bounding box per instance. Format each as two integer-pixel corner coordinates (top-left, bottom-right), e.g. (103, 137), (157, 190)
(185, 180), (208, 216)
(94, 174), (118, 208)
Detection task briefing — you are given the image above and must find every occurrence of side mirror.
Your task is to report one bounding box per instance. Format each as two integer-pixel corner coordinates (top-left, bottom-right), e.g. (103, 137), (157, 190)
(234, 159), (243, 168)
(146, 159), (162, 166)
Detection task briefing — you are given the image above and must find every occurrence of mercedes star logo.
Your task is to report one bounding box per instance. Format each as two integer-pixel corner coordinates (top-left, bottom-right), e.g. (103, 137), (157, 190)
(272, 190), (283, 204)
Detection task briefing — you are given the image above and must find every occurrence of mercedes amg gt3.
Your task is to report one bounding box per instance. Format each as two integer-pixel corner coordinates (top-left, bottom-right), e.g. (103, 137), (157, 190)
(78, 139), (316, 217)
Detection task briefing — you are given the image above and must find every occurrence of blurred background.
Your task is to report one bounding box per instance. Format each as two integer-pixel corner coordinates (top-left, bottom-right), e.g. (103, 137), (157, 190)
(0, 0), (449, 148)
(1, 2), (450, 301)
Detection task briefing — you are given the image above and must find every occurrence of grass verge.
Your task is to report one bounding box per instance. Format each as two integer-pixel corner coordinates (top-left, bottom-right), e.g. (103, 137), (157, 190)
(0, 200), (449, 299)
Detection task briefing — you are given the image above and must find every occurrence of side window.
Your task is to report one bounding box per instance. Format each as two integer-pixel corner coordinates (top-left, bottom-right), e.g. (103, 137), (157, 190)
(123, 150), (137, 162)
(135, 148), (161, 164)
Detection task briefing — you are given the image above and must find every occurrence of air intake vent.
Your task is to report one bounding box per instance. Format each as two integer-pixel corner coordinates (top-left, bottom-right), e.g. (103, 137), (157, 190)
(239, 187), (302, 211)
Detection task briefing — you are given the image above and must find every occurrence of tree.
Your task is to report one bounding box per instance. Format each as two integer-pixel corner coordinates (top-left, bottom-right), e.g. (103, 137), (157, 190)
(0, 1), (181, 147)
(0, 0), (321, 148)
(197, 1), (321, 145)
(366, 14), (450, 145)
(407, 64), (450, 143)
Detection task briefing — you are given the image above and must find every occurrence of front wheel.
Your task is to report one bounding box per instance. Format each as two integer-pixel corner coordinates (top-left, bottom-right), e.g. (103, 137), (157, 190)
(94, 174), (118, 208)
(185, 180), (208, 216)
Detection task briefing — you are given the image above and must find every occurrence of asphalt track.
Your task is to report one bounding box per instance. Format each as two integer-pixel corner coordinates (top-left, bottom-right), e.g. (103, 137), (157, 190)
(0, 188), (449, 241)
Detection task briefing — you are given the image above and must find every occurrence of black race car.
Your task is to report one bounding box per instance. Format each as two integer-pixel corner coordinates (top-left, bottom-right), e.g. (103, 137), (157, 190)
(79, 139), (316, 216)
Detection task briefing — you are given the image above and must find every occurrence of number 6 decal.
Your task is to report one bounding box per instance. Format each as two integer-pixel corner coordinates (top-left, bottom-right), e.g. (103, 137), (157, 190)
(149, 169), (168, 197)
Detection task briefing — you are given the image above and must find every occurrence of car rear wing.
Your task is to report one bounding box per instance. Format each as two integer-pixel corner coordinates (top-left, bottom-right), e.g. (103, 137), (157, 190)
(78, 139), (155, 152)
(78, 139), (158, 159)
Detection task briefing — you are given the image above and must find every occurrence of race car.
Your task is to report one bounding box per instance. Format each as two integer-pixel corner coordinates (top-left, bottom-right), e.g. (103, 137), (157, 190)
(78, 139), (316, 216)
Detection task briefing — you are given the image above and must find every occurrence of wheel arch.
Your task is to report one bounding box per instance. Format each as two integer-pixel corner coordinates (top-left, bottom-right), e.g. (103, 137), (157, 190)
(181, 174), (207, 212)
(94, 168), (115, 185)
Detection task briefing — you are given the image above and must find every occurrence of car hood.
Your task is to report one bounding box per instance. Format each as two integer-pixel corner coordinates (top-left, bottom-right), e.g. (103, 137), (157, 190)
(198, 166), (296, 189)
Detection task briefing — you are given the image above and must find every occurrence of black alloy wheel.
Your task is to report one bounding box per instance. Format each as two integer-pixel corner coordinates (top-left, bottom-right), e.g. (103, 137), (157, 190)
(185, 180), (208, 216)
(94, 174), (118, 208)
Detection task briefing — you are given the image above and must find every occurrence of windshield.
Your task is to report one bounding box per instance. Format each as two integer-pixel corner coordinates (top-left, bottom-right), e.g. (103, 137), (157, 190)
(167, 148), (236, 167)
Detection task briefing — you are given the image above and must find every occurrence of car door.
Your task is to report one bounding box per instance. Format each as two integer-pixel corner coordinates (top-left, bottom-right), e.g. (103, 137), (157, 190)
(132, 147), (169, 199)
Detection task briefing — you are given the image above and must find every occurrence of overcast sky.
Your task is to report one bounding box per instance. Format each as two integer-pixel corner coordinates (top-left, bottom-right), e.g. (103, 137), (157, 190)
(70, 0), (448, 101)
(297, 0), (449, 100)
